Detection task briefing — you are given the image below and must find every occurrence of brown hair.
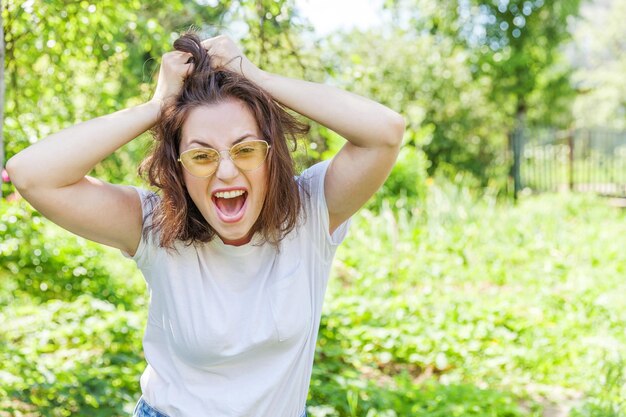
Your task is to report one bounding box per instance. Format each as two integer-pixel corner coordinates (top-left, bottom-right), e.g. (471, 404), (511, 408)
(137, 32), (309, 253)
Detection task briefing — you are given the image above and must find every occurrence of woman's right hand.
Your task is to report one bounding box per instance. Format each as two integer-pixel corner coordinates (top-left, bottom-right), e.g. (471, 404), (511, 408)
(151, 51), (194, 105)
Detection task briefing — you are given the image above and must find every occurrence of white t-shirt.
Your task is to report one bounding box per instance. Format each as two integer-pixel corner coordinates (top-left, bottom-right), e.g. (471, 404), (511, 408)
(121, 159), (351, 417)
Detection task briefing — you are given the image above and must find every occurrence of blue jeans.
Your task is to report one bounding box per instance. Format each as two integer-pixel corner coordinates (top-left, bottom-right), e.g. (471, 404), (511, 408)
(133, 397), (168, 417)
(133, 396), (307, 417)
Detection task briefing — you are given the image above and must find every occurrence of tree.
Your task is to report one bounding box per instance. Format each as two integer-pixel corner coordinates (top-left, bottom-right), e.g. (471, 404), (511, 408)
(2, 0), (310, 188)
(379, 0), (581, 192)
(390, 0), (583, 127)
(569, 0), (626, 129)
(2, 1), (236, 184)
(461, 0), (582, 129)
(1, 4), (4, 199)
(321, 27), (507, 184)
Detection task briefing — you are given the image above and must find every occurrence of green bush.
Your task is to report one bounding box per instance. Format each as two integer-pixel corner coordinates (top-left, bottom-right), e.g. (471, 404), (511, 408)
(0, 295), (146, 417)
(365, 146), (430, 213)
(310, 311), (528, 417)
(320, 189), (626, 415)
(2, 190), (625, 416)
(0, 200), (143, 307)
(571, 356), (626, 417)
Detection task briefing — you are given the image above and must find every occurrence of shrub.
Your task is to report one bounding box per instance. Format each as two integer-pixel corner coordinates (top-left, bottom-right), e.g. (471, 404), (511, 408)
(0, 199), (143, 308)
(0, 295), (146, 417)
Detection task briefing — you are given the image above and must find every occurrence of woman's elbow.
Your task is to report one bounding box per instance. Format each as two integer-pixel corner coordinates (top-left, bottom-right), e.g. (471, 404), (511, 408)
(5, 156), (27, 190)
(386, 112), (405, 147)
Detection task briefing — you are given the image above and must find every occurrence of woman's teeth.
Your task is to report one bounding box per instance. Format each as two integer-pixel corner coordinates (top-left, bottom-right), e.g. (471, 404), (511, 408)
(214, 190), (246, 199)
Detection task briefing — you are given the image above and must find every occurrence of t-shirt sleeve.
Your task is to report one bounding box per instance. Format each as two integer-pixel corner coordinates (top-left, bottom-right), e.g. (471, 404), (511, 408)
(297, 159), (352, 257)
(119, 185), (159, 272)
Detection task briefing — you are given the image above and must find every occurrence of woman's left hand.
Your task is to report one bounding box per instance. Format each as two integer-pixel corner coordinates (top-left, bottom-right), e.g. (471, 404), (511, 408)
(201, 35), (264, 83)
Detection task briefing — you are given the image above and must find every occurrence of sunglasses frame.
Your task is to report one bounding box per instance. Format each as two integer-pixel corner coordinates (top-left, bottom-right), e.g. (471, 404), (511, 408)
(177, 139), (272, 178)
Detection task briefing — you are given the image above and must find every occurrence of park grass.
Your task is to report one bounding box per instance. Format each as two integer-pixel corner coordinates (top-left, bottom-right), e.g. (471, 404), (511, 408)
(1, 185), (625, 416)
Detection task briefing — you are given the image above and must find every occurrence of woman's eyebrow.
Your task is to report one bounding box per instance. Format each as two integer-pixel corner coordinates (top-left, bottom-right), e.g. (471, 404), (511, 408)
(187, 139), (215, 148)
(187, 134), (257, 148)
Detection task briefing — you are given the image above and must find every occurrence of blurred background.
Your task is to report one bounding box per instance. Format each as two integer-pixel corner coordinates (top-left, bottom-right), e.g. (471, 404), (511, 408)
(0, 0), (625, 416)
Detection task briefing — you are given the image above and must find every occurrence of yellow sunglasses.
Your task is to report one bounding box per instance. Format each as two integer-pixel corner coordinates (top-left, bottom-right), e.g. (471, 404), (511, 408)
(177, 140), (271, 178)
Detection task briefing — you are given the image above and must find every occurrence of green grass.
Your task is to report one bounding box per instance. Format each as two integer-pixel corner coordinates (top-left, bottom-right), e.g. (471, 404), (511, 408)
(1, 186), (625, 416)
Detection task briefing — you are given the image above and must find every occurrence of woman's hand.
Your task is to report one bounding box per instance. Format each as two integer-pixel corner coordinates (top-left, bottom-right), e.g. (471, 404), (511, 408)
(201, 35), (264, 83)
(152, 51), (194, 104)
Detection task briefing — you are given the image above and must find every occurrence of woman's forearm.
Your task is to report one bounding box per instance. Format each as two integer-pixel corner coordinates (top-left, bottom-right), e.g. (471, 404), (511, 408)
(251, 71), (405, 148)
(7, 100), (161, 190)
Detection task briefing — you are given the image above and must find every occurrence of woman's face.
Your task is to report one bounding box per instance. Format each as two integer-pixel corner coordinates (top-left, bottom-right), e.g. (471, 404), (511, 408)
(179, 99), (269, 246)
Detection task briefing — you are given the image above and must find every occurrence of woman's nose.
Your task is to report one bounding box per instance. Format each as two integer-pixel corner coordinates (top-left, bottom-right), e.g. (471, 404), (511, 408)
(214, 151), (239, 181)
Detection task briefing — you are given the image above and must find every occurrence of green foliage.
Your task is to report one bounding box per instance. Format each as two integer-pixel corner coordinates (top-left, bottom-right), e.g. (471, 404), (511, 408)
(2, 191), (626, 416)
(0, 295), (146, 417)
(308, 374), (526, 417)
(365, 146), (430, 212)
(3, 0), (232, 184)
(2, 0), (625, 415)
(0, 200), (144, 307)
(2, 0), (310, 185)
(387, 0), (583, 122)
(571, 356), (626, 417)
(2, 0), (594, 191)
(235, 0), (314, 79)
(316, 188), (626, 415)
(374, 0), (583, 185)
(461, 0), (581, 125)
(319, 25), (510, 184)
(570, 0), (626, 130)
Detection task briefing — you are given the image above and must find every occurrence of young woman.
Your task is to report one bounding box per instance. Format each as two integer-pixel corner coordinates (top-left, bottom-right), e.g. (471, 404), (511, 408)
(6, 33), (404, 417)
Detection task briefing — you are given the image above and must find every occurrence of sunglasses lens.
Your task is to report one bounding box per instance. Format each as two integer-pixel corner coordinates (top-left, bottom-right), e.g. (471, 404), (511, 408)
(180, 149), (220, 177)
(231, 141), (270, 171)
(179, 141), (270, 177)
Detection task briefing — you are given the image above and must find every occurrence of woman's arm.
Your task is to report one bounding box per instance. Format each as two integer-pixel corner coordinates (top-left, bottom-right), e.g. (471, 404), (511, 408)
(5, 51), (193, 256)
(7, 51), (191, 189)
(255, 72), (405, 235)
(7, 102), (160, 189)
(203, 36), (405, 234)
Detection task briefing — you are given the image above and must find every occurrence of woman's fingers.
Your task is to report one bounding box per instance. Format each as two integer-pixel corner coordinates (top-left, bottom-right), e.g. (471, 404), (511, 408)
(185, 61), (195, 77)
(152, 51), (194, 103)
(201, 36), (243, 64)
(200, 35), (226, 51)
(169, 51), (193, 65)
(200, 35), (262, 81)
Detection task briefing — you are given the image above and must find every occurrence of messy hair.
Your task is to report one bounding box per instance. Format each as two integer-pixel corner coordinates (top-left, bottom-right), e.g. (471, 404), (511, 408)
(137, 32), (309, 253)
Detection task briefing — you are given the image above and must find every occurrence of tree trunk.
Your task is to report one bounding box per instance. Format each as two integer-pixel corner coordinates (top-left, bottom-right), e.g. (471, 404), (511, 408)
(511, 99), (527, 199)
(0, 5), (5, 199)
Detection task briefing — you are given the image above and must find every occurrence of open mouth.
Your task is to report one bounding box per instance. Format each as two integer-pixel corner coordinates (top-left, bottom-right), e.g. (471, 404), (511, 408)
(212, 190), (248, 222)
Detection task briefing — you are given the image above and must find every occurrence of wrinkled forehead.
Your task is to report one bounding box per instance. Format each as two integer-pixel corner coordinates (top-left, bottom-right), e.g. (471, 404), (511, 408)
(180, 101), (262, 150)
